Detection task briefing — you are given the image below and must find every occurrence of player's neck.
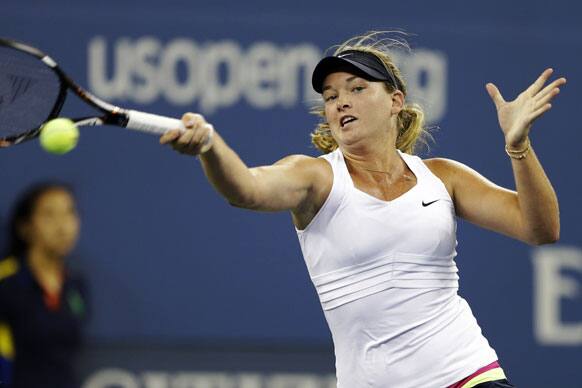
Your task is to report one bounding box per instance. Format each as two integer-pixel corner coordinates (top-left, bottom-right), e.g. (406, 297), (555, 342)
(341, 129), (401, 172)
(343, 145), (403, 178)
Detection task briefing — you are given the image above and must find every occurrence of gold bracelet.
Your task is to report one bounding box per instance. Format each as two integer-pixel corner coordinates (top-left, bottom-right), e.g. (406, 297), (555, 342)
(505, 138), (531, 160)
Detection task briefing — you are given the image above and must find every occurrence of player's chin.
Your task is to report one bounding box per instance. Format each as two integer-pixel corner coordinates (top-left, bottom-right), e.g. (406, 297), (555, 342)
(336, 131), (363, 146)
(334, 123), (359, 137)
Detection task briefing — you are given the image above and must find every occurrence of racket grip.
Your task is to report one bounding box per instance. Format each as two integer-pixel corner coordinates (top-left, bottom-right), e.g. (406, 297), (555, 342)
(125, 110), (185, 134)
(125, 109), (214, 153)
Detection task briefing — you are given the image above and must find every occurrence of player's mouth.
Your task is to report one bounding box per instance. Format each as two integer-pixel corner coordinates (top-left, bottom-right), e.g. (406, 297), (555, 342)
(340, 115), (357, 127)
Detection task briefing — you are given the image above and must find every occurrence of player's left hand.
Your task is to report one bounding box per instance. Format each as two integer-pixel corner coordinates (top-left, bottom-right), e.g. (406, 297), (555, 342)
(486, 68), (566, 148)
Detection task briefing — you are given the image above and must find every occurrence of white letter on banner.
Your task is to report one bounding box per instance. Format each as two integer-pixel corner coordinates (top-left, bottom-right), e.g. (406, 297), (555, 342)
(82, 368), (139, 388)
(161, 39), (200, 105)
(532, 246), (582, 345)
(237, 373), (262, 388)
(88, 37), (132, 100)
(402, 49), (447, 124)
(391, 49), (447, 124)
(142, 372), (170, 388)
(244, 42), (280, 109)
(323, 376), (337, 388)
(266, 374), (322, 388)
(171, 372), (235, 388)
(199, 41), (242, 114)
(133, 37), (162, 104)
(278, 44), (322, 107)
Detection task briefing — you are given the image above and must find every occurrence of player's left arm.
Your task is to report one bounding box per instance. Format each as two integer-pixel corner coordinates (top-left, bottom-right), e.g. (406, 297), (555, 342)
(427, 154), (558, 245)
(427, 68), (566, 245)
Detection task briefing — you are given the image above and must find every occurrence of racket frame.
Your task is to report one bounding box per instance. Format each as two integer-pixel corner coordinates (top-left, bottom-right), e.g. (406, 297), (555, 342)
(0, 38), (187, 147)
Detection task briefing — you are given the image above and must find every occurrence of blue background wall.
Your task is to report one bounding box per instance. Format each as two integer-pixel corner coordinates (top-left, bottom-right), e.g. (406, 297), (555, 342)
(1, 1), (581, 387)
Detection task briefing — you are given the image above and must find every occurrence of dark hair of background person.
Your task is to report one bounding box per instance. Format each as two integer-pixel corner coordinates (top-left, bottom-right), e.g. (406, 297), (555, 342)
(2, 182), (75, 259)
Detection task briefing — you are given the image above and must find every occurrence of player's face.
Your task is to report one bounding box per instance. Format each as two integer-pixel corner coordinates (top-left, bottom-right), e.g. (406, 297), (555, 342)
(22, 189), (80, 258)
(322, 72), (400, 148)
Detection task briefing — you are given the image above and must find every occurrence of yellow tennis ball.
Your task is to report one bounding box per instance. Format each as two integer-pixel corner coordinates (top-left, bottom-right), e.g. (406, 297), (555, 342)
(39, 118), (79, 154)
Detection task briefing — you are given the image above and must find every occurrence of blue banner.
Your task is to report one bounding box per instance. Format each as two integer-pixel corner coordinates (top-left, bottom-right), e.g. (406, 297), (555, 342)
(1, 1), (581, 387)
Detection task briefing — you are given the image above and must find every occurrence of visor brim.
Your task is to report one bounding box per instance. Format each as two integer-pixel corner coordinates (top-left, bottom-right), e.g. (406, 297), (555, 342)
(311, 56), (389, 94)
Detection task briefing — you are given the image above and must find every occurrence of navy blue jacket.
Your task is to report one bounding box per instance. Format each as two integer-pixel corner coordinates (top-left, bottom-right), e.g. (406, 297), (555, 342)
(0, 256), (88, 388)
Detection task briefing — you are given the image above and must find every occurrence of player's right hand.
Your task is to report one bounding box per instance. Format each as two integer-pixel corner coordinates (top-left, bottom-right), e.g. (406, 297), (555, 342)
(160, 113), (214, 155)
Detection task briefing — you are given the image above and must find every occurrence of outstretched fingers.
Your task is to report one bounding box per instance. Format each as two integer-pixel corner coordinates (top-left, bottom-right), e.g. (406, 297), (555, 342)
(535, 87), (559, 110)
(525, 68), (555, 96)
(531, 75), (566, 119)
(536, 76), (567, 101)
(530, 103), (553, 121)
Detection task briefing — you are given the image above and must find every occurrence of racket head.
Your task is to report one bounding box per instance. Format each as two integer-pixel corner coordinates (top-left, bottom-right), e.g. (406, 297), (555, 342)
(0, 38), (68, 146)
(0, 38), (183, 148)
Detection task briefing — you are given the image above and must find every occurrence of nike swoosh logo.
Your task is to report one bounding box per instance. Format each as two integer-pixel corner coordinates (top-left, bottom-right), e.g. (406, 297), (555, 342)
(422, 199), (440, 207)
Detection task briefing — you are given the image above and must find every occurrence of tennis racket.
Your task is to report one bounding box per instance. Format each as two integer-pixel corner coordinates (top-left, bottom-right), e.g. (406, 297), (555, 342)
(0, 38), (198, 148)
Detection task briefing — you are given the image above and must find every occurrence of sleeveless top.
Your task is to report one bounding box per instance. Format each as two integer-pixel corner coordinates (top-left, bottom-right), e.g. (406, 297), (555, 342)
(295, 149), (498, 388)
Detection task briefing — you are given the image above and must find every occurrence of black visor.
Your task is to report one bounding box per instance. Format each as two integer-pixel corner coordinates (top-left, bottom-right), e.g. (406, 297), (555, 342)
(311, 50), (399, 94)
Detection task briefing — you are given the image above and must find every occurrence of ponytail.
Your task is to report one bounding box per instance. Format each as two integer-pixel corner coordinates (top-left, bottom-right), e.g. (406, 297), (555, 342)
(396, 103), (427, 154)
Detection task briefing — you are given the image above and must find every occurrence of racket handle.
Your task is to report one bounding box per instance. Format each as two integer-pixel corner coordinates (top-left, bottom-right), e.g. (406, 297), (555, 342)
(125, 110), (185, 134)
(125, 109), (214, 153)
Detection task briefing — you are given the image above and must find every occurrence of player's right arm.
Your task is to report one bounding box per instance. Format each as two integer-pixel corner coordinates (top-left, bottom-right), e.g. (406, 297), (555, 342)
(160, 113), (332, 222)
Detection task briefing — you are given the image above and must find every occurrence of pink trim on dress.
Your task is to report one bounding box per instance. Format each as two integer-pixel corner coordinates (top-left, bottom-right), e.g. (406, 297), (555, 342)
(447, 361), (501, 388)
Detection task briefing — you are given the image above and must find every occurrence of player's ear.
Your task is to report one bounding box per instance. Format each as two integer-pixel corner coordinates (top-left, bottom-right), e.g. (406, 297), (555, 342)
(391, 90), (405, 115)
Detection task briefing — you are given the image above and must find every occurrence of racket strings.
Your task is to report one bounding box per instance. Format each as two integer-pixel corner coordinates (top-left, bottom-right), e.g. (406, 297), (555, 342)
(0, 46), (62, 140)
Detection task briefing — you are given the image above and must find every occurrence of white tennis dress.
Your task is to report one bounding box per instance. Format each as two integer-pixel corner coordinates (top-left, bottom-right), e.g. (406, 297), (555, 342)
(295, 149), (498, 388)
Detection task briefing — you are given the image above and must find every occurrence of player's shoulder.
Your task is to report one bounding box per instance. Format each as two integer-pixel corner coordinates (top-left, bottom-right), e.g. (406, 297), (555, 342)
(275, 153), (325, 164)
(423, 157), (476, 195)
(424, 156), (489, 196)
(0, 256), (21, 284)
(275, 154), (332, 173)
(423, 157), (472, 178)
(423, 156), (461, 167)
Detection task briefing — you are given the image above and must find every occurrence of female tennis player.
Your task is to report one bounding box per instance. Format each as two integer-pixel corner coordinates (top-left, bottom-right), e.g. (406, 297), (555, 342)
(160, 32), (564, 388)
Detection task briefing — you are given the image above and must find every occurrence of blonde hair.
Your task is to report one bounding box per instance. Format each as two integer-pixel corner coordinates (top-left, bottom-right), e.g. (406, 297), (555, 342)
(310, 31), (430, 155)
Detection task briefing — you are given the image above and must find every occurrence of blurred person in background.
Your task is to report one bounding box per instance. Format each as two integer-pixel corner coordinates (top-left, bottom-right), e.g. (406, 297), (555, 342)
(0, 182), (89, 388)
